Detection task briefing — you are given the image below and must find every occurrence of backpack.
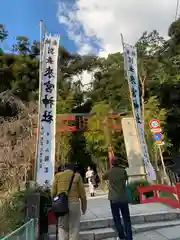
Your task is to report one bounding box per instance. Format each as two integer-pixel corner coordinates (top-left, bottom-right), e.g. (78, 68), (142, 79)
(91, 173), (100, 188)
(52, 171), (75, 218)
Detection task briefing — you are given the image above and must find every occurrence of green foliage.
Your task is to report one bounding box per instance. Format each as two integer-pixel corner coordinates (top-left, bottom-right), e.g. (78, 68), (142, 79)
(128, 180), (153, 204)
(0, 186), (50, 236)
(0, 24), (8, 42)
(12, 36), (30, 54)
(89, 53), (130, 111)
(85, 103), (112, 172)
(144, 96), (171, 159)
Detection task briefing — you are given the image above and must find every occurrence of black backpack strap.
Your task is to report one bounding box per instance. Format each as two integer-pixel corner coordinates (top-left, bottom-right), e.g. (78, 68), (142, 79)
(56, 217), (58, 240)
(67, 171), (76, 195)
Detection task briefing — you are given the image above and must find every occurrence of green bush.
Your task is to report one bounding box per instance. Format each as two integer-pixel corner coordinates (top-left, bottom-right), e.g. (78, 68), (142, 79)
(128, 180), (154, 204)
(0, 185), (51, 237)
(0, 189), (28, 236)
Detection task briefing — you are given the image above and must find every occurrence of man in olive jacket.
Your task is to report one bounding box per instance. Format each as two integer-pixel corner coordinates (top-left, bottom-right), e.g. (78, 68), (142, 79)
(52, 163), (87, 240)
(102, 158), (133, 240)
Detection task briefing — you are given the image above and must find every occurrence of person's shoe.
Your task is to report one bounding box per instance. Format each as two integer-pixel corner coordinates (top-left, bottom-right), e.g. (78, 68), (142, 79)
(117, 236), (126, 240)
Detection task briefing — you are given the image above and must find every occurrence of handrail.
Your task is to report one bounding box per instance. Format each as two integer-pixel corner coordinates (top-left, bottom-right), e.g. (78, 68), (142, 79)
(139, 184), (177, 194)
(1, 219), (35, 240)
(166, 167), (179, 185)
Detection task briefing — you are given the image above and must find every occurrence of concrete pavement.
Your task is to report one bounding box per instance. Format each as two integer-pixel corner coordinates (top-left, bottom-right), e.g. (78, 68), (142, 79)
(82, 193), (180, 221)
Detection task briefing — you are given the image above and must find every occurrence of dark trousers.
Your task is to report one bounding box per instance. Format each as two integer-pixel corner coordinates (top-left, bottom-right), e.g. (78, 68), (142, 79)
(110, 200), (133, 240)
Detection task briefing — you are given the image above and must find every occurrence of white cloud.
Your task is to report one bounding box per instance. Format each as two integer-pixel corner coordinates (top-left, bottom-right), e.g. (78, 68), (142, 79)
(57, 0), (178, 57)
(57, 2), (100, 55)
(72, 70), (95, 90)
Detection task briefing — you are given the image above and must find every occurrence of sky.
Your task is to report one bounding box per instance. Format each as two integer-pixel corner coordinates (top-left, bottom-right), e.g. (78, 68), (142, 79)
(0, 0), (179, 57)
(0, 0), (76, 53)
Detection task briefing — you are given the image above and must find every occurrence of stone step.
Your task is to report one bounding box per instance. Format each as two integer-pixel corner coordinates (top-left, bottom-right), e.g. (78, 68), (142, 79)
(102, 236), (180, 240)
(49, 219), (180, 240)
(80, 210), (180, 231)
(133, 219), (180, 233)
(48, 209), (180, 233)
(49, 228), (115, 240)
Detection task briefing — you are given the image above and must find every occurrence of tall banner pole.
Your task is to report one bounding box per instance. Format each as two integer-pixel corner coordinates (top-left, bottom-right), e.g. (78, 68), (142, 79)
(36, 34), (60, 186)
(121, 34), (156, 181)
(121, 34), (146, 177)
(34, 20), (44, 181)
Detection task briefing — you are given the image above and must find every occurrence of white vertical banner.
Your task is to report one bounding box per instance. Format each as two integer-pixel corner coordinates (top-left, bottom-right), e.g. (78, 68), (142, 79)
(36, 35), (60, 186)
(123, 43), (156, 181)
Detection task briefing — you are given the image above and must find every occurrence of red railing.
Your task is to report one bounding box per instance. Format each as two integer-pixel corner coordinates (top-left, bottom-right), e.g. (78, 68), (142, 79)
(138, 183), (180, 208)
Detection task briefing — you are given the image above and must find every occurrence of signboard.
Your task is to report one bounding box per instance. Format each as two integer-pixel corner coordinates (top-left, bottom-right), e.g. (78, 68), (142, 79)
(149, 119), (160, 129)
(123, 43), (156, 181)
(151, 128), (162, 133)
(149, 119), (164, 145)
(153, 133), (162, 141)
(36, 35), (60, 186)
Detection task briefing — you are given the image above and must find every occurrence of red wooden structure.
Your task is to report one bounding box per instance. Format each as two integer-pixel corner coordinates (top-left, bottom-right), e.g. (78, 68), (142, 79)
(34, 113), (123, 134)
(138, 183), (180, 208)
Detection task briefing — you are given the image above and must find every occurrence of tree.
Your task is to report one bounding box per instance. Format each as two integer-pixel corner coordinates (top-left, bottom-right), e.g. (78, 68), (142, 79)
(136, 30), (165, 128)
(0, 24), (8, 42)
(30, 40), (40, 57)
(55, 92), (75, 166)
(144, 96), (170, 182)
(85, 103), (113, 174)
(0, 102), (36, 189)
(167, 18), (180, 56)
(12, 36), (30, 54)
(89, 53), (130, 111)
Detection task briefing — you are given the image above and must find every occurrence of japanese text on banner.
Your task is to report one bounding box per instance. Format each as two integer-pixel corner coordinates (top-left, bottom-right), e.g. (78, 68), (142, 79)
(36, 35), (60, 186)
(123, 43), (156, 181)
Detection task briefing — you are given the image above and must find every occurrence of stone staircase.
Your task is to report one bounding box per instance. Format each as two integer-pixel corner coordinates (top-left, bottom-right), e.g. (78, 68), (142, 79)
(48, 208), (180, 240)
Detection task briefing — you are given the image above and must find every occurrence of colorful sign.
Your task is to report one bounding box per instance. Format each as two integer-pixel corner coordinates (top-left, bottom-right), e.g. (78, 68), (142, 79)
(149, 119), (160, 129)
(153, 133), (162, 141)
(36, 35), (60, 186)
(150, 119), (164, 145)
(123, 43), (156, 181)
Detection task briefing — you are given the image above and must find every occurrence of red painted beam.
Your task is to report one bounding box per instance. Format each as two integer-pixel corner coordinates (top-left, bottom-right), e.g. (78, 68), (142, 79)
(138, 184), (180, 209)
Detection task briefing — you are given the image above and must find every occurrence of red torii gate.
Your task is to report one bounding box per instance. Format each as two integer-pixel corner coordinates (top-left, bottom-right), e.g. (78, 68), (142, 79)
(34, 112), (126, 134)
(34, 112), (124, 167)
